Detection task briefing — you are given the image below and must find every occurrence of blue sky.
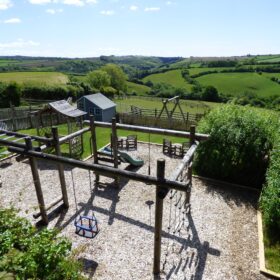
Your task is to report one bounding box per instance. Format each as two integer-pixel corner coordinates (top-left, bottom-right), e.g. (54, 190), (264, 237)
(0, 0), (279, 58)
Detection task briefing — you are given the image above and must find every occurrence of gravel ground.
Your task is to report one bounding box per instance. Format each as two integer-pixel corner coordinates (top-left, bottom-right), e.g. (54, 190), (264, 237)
(0, 143), (269, 280)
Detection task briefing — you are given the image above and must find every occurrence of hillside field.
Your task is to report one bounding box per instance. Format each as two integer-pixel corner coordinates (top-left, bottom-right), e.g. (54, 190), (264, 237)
(0, 72), (69, 85)
(196, 72), (280, 97)
(142, 69), (192, 91)
(126, 81), (151, 95)
(114, 96), (219, 114)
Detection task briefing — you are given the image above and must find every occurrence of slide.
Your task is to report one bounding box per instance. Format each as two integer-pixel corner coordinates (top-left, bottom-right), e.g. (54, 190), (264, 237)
(101, 146), (144, 167)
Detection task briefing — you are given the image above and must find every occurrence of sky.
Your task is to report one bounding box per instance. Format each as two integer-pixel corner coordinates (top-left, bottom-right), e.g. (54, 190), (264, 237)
(0, 0), (280, 58)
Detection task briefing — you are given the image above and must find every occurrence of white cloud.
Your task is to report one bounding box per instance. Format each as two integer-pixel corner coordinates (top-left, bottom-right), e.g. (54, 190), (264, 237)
(63, 0), (84, 6)
(0, 0), (13, 10)
(28, 0), (52, 4)
(144, 7), (160, 12)
(4, 17), (21, 23)
(100, 10), (115, 16)
(129, 5), (138, 11)
(46, 8), (63, 14)
(166, 1), (173, 5)
(86, 0), (97, 3)
(0, 39), (40, 49)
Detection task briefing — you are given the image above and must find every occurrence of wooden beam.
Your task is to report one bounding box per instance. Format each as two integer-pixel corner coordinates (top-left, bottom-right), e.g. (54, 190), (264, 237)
(33, 197), (63, 219)
(90, 115), (99, 183)
(0, 129), (51, 143)
(153, 159), (165, 275)
(52, 127), (69, 208)
(112, 118), (119, 187)
(8, 146), (189, 192)
(167, 96), (179, 102)
(190, 125), (196, 146)
(83, 121), (209, 141)
(169, 143), (198, 182)
(58, 127), (89, 145)
(25, 137), (48, 225)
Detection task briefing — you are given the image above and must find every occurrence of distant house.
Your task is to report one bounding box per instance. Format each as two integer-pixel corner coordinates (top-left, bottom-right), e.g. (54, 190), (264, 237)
(77, 93), (116, 122)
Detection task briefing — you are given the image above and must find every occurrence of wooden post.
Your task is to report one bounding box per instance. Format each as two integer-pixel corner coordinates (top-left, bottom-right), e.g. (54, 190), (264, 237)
(186, 125), (195, 210)
(190, 125), (196, 147)
(25, 137), (48, 224)
(11, 105), (16, 131)
(111, 118), (119, 187)
(90, 115), (99, 183)
(52, 127), (69, 208)
(185, 162), (192, 209)
(153, 159), (165, 275)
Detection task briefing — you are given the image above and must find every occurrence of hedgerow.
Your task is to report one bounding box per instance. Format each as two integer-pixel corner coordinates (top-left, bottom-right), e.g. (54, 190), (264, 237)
(0, 209), (84, 280)
(194, 105), (278, 186)
(194, 104), (280, 232)
(261, 133), (280, 230)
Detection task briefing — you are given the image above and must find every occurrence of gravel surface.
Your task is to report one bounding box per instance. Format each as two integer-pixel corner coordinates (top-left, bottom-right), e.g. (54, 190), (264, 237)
(0, 143), (269, 280)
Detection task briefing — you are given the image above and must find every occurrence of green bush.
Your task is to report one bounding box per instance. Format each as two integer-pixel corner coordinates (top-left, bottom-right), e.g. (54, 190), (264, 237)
(0, 82), (21, 108)
(194, 105), (278, 187)
(261, 132), (280, 230)
(0, 209), (84, 280)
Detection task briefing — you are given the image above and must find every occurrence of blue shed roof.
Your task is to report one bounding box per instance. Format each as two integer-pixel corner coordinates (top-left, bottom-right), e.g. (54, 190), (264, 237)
(81, 93), (116, 110)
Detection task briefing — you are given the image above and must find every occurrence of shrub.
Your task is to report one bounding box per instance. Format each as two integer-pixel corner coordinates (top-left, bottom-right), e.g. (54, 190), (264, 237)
(0, 82), (21, 108)
(194, 105), (278, 187)
(261, 132), (280, 231)
(0, 208), (84, 280)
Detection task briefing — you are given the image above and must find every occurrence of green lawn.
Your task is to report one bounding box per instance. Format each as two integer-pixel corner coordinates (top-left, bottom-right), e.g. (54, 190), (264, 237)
(126, 81), (151, 95)
(114, 96), (219, 114)
(196, 72), (280, 97)
(19, 124), (188, 160)
(0, 72), (69, 85)
(142, 69), (192, 91)
(263, 222), (280, 273)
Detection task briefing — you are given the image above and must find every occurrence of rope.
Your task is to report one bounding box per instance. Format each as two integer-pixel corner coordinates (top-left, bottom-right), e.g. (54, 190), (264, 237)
(71, 169), (78, 212)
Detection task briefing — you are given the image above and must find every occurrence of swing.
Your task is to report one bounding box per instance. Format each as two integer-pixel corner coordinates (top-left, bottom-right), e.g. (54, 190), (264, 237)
(71, 169), (99, 238)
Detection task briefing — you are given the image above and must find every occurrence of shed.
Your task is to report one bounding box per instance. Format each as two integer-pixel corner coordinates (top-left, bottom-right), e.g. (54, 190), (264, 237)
(77, 93), (116, 122)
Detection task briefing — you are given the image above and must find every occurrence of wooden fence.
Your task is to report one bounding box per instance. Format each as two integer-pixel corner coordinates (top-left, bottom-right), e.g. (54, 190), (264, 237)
(118, 112), (200, 130)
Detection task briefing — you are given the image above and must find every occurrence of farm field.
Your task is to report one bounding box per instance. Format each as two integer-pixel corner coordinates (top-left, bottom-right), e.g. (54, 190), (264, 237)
(256, 55), (280, 63)
(188, 67), (233, 76)
(196, 72), (280, 97)
(0, 72), (69, 85)
(126, 81), (151, 95)
(114, 96), (219, 114)
(142, 69), (192, 91)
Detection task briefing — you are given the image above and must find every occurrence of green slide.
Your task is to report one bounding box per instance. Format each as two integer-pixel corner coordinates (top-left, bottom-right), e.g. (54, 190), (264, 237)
(101, 147), (144, 167)
(118, 150), (144, 167)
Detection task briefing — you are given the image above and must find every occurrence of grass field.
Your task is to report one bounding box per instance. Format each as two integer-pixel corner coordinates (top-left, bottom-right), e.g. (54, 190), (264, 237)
(196, 72), (280, 97)
(19, 124), (187, 159)
(114, 96), (219, 114)
(142, 69), (192, 91)
(126, 81), (151, 95)
(256, 55), (280, 63)
(188, 67), (234, 76)
(0, 72), (69, 85)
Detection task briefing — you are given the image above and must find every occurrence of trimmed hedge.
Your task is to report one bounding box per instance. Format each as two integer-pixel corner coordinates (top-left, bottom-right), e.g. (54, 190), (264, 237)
(194, 105), (278, 186)
(261, 133), (280, 230)
(195, 104), (280, 232)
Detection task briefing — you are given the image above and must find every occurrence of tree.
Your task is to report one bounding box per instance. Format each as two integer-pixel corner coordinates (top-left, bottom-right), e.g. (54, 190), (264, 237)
(202, 85), (219, 102)
(86, 70), (111, 90)
(0, 82), (21, 108)
(101, 64), (127, 93)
